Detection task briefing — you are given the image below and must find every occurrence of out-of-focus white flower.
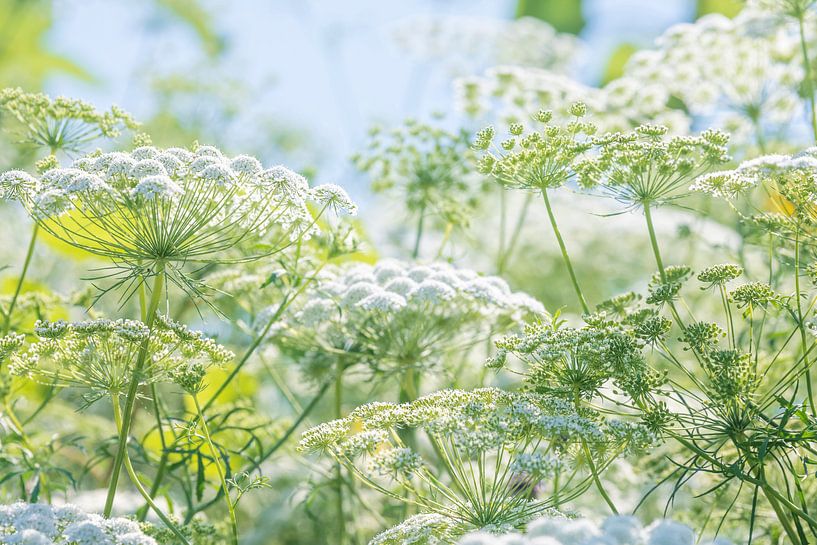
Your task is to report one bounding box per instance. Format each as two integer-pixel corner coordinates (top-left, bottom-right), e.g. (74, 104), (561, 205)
(0, 502), (157, 544)
(392, 15), (581, 75)
(456, 515), (732, 545)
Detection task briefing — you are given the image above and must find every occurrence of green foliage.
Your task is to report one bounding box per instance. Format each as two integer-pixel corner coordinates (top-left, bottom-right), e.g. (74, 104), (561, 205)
(516, 0), (585, 35)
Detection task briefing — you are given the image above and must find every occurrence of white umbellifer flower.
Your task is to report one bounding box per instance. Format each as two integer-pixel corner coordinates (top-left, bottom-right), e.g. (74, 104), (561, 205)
(0, 170), (39, 201)
(601, 516), (644, 545)
(689, 171), (756, 199)
(368, 514), (458, 545)
(358, 291), (407, 311)
(12, 317), (233, 405)
(3, 145), (356, 298)
(624, 7), (805, 147)
(303, 388), (645, 540)
(384, 276), (418, 296)
(229, 154), (263, 176)
(130, 174), (184, 200)
(528, 517), (601, 543)
(310, 183), (358, 216)
(409, 279), (457, 303)
(454, 515), (732, 545)
(270, 259), (544, 379)
(455, 67), (690, 135)
(0, 502), (157, 544)
(645, 520), (695, 545)
(341, 282), (381, 306)
(392, 15), (581, 75)
(129, 158), (167, 180)
(297, 298), (338, 326)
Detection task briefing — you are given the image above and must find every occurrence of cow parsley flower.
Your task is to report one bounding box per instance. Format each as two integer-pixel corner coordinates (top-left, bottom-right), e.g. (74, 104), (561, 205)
(692, 148), (817, 236)
(369, 514), (459, 545)
(474, 105), (595, 191)
(457, 67), (689, 135)
(10, 316), (233, 406)
(0, 502), (157, 544)
(353, 119), (483, 244)
(624, 9), (804, 147)
(0, 87), (137, 155)
(3, 144), (355, 299)
(456, 515), (728, 545)
(0, 170), (39, 201)
(301, 388), (642, 537)
(392, 15), (580, 74)
(577, 126), (731, 210)
(270, 259), (543, 381)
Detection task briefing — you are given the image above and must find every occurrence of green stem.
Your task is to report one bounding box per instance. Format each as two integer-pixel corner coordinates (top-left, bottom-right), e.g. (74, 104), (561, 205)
(193, 394), (238, 545)
(497, 192), (533, 274)
(104, 266), (165, 517)
(247, 382), (330, 472)
(111, 395), (189, 545)
(541, 189), (589, 314)
(412, 206), (426, 260)
(203, 260), (326, 413)
(794, 229), (816, 416)
(1, 225), (42, 499)
(644, 205), (665, 279)
(574, 389), (617, 514)
(797, 11), (817, 142)
(643, 204), (690, 333)
(334, 361), (346, 545)
(2, 224), (38, 335)
(201, 304), (284, 414)
(582, 440), (618, 514)
(398, 367), (420, 450)
(497, 188), (507, 270)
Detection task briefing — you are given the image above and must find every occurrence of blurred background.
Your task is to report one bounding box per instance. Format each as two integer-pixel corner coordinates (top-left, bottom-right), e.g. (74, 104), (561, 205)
(12, 0), (737, 196)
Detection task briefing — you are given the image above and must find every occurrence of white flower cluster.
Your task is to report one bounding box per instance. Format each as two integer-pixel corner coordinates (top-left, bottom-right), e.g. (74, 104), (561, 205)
(269, 259), (544, 376)
(11, 317), (233, 403)
(455, 67), (690, 135)
(458, 515), (733, 545)
(392, 16), (580, 74)
(0, 502), (157, 545)
(303, 388), (645, 539)
(0, 170), (39, 201)
(625, 9), (804, 145)
(691, 147), (817, 199)
(20, 145), (354, 237)
(301, 387), (630, 476)
(304, 259), (542, 317)
(369, 514), (458, 545)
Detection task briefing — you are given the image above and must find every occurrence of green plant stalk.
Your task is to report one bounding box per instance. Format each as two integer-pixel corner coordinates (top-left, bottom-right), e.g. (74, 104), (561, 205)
(144, 264), (327, 513)
(797, 10), (817, 142)
(497, 192), (533, 275)
(201, 302), (287, 414)
(793, 230), (816, 416)
(644, 205), (665, 278)
(111, 394), (190, 545)
(2, 224), (38, 335)
(541, 189), (589, 314)
(334, 359), (346, 545)
(247, 382), (331, 473)
(193, 394), (238, 545)
(412, 205), (426, 259)
(104, 265), (165, 517)
(643, 204), (689, 332)
(2, 224), (43, 499)
(203, 259), (328, 413)
(573, 387), (618, 514)
(497, 188), (507, 270)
